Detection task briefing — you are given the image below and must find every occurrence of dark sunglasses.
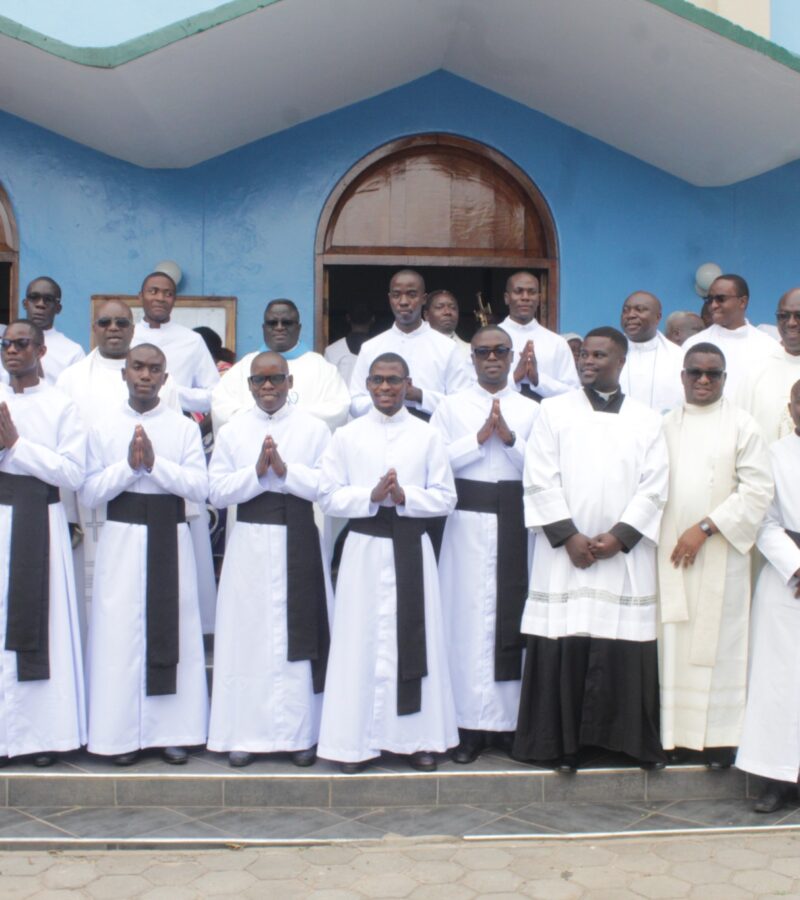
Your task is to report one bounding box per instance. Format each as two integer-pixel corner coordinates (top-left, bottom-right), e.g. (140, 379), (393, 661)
(472, 345), (512, 359)
(776, 311), (800, 323)
(683, 368), (725, 381)
(1, 337), (39, 351)
(25, 292), (58, 304)
(248, 373), (289, 387)
(95, 317), (132, 329)
(366, 374), (406, 386)
(264, 318), (299, 328)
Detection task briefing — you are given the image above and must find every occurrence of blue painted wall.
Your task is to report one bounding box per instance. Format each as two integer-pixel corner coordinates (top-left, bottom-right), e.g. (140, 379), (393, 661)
(771, 0), (800, 55)
(0, 71), (794, 351)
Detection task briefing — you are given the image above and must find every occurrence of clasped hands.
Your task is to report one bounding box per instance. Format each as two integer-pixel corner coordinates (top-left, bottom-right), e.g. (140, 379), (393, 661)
(477, 398), (514, 446)
(513, 340), (538, 387)
(128, 424), (155, 471)
(371, 468), (405, 506)
(0, 402), (19, 451)
(565, 532), (623, 569)
(256, 435), (287, 478)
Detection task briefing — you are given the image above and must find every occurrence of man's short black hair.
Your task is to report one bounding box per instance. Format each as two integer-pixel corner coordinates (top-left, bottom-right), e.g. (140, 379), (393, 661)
(264, 298), (300, 319)
(583, 326), (628, 355)
(471, 325), (512, 345)
(5, 319), (45, 345)
(140, 271), (177, 293)
(26, 276), (61, 300)
(715, 273), (749, 298)
(684, 342), (726, 369)
(425, 289), (457, 309)
(127, 342), (166, 365)
(369, 352), (409, 377)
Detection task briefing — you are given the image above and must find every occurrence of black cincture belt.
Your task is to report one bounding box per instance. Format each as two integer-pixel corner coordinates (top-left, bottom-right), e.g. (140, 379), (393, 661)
(0, 473), (59, 682)
(455, 478), (528, 681)
(107, 492), (186, 696)
(406, 407), (431, 422)
(349, 506), (429, 716)
(787, 529), (800, 550)
(519, 383), (543, 403)
(237, 491), (329, 693)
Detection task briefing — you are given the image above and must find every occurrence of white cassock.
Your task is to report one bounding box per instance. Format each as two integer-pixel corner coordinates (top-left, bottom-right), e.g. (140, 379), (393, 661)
(56, 349), (182, 638)
(317, 408), (459, 762)
(735, 345), (800, 443)
(658, 398), (773, 751)
(619, 332), (684, 414)
(81, 401), (209, 756)
(683, 321), (778, 399)
(497, 317), (580, 399)
(42, 329), (85, 383)
(212, 349), (350, 432)
(736, 432), (800, 782)
(448, 332), (473, 362)
(431, 382), (539, 731)
(0, 382), (86, 757)
(324, 336), (359, 388)
(132, 319), (219, 414)
(348, 322), (472, 418)
(207, 404), (332, 753)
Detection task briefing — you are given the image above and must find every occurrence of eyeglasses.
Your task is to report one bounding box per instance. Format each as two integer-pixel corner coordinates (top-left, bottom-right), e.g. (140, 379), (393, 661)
(366, 374), (406, 386)
(264, 318), (299, 328)
(706, 294), (740, 304)
(95, 317), (132, 329)
(248, 373), (288, 387)
(472, 345), (512, 359)
(683, 368), (725, 381)
(25, 292), (58, 304)
(776, 311), (800, 323)
(1, 337), (39, 351)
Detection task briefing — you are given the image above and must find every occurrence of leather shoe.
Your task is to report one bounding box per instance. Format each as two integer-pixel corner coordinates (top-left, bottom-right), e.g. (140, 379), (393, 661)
(555, 754), (578, 774)
(754, 780), (789, 814)
(113, 751), (139, 767)
(704, 747), (733, 770)
(409, 751), (437, 772)
(32, 753), (56, 768)
(228, 751), (254, 768)
(340, 761), (367, 774)
(452, 730), (486, 765)
(640, 758), (667, 771)
(162, 746), (189, 765)
(492, 731), (515, 755)
(291, 746), (317, 768)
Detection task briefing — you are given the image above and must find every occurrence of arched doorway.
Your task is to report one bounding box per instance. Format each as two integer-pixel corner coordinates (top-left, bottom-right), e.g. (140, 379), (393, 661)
(0, 183), (19, 325)
(315, 134), (559, 350)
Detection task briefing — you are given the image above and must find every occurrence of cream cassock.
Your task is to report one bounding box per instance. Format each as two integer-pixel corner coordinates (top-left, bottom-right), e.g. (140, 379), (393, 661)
(431, 382), (539, 731)
(81, 401), (209, 756)
(736, 432), (800, 782)
(317, 407), (459, 763)
(207, 403), (332, 753)
(0, 382), (86, 757)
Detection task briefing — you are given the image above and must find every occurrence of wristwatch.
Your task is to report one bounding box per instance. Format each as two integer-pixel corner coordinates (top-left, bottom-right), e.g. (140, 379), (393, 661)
(504, 431), (516, 448)
(699, 520), (713, 537)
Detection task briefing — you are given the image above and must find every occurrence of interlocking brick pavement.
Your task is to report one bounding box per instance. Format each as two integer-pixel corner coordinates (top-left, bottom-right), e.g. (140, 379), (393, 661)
(2, 832), (800, 898)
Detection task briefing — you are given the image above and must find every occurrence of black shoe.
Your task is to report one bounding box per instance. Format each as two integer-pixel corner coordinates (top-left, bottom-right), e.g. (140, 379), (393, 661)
(0, 756), (9, 768)
(340, 761), (367, 774)
(32, 753), (56, 768)
(754, 780), (789, 814)
(291, 746), (317, 768)
(162, 746), (189, 765)
(492, 731), (515, 755)
(705, 747), (733, 770)
(640, 759), (667, 771)
(555, 754), (578, 774)
(113, 751), (139, 767)
(228, 751), (254, 768)
(410, 751), (437, 772)
(452, 730), (487, 765)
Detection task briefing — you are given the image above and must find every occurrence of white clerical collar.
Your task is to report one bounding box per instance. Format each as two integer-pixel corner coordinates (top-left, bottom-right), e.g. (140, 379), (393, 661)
(390, 321), (429, 339)
(8, 380), (46, 396)
(712, 320), (751, 338)
(256, 402), (292, 423)
(139, 319), (173, 332)
(503, 316), (540, 333)
(94, 350), (125, 370)
(628, 334), (660, 352)
(368, 405), (410, 425)
(474, 380), (514, 399)
(124, 399), (163, 418)
(684, 397), (724, 415)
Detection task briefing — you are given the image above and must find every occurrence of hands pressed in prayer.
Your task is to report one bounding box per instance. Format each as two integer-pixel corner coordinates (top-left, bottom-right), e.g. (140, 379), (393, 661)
(256, 435), (287, 478)
(128, 425), (154, 471)
(405, 379), (422, 403)
(565, 533), (596, 569)
(477, 399), (515, 446)
(371, 468), (405, 506)
(588, 532), (623, 560)
(670, 523), (708, 568)
(0, 402), (19, 450)
(513, 340), (539, 387)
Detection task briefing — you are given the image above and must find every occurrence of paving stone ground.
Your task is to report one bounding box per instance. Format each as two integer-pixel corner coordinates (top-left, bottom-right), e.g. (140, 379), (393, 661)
(2, 831), (800, 898)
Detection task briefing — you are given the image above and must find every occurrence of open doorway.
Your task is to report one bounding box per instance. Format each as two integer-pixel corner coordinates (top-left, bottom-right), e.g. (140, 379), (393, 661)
(326, 264), (554, 345)
(0, 183), (18, 325)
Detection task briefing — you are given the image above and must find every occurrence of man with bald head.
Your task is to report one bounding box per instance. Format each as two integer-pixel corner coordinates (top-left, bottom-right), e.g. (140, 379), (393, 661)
(665, 311), (704, 347)
(21, 276), (85, 383)
(349, 270), (472, 419)
(497, 271), (579, 402)
(82, 344), (209, 766)
(208, 352), (332, 768)
(619, 291), (683, 413)
(683, 274), (777, 397)
(736, 288), (800, 442)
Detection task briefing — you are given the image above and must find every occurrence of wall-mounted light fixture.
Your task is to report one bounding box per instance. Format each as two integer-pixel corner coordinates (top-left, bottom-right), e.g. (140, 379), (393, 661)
(694, 262), (721, 298)
(153, 260), (183, 287)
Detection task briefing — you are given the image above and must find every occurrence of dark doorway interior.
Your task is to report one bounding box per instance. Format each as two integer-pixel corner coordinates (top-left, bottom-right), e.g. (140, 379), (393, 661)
(0, 262), (11, 325)
(326, 265), (551, 345)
